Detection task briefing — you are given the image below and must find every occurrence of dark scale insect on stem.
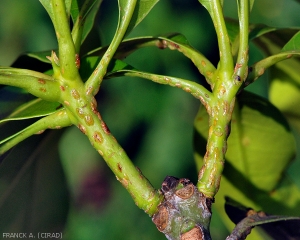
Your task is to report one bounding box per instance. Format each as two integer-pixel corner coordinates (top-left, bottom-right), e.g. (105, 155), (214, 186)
(235, 75), (241, 82)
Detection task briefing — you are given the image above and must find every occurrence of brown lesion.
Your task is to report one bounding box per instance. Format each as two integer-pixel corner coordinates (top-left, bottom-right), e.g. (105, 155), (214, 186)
(93, 131), (103, 143)
(180, 226), (204, 240)
(152, 204), (169, 231)
(175, 184), (194, 199)
(38, 79), (46, 84)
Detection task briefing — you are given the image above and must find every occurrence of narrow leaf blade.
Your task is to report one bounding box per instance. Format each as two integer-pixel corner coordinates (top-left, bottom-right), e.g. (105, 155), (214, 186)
(282, 31), (300, 51)
(0, 98), (61, 124)
(126, 0), (159, 35)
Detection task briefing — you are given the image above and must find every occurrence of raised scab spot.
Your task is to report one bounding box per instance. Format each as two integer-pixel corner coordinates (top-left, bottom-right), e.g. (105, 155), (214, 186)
(64, 100), (70, 106)
(71, 89), (80, 99)
(75, 54), (80, 69)
(184, 87), (191, 93)
(38, 79), (46, 84)
(156, 39), (167, 49)
(120, 178), (129, 188)
(91, 98), (98, 113)
(39, 87), (46, 92)
(78, 124), (86, 134)
(258, 68), (265, 76)
(35, 130), (45, 134)
(175, 83), (181, 88)
(117, 163), (122, 172)
(214, 126), (223, 137)
(168, 42), (179, 50)
(84, 114), (94, 126)
(76, 108), (85, 118)
(93, 131), (103, 143)
(98, 150), (104, 156)
(101, 121), (110, 134)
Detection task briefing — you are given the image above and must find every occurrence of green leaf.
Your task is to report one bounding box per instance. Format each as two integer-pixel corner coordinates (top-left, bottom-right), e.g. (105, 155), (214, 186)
(39, 0), (55, 22)
(80, 56), (134, 81)
(247, 50), (300, 84)
(39, 0), (72, 22)
(84, 0), (138, 92)
(0, 98), (61, 124)
(249, 27), (300, 133)
(14, 51), (52, 65)
(0, 132), (69, 234)
(198, 0), (213, 15)
(249, 24), (278, 41)
(251, 27), (300, 53)
(269, 64), (300, 133)
(71, 0), (103, 47)
(282, 31), (300, 51)
(126, 0), (159, 35)
(225, 18), (240, 56)
(250, 0), (255, 10)
(194, 91), (300, 238)
(0, 109), (71, 154)
(65, 0), (72, 19)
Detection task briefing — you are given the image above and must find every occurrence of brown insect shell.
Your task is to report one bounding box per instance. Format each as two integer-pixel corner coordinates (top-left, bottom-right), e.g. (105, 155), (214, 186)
(180, 226), (204, 240)
(152, 205), (168, 232)
(175, 183), (194, 199)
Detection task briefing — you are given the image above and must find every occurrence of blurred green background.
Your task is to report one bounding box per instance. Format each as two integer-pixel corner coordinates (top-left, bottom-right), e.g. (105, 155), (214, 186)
(1, 0), (300, 239)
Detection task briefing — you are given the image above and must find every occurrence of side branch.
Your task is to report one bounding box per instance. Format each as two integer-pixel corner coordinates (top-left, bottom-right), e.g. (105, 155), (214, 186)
(51, 0), (80, 80)
(234, 0), (250, 81)
(85, 0), (137, 96)
(0, 109), (71, 155)
(106, 70), (213, 107)
(210, 0), (234, 76)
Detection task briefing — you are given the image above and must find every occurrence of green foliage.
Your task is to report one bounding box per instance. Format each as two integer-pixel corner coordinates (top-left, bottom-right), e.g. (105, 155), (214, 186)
(0, 132), (69, 235)
(1, 0), (300, 240)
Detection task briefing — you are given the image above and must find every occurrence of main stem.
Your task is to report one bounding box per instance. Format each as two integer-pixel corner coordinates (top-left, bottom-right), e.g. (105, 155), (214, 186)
(59, 78), (163, 215)
(50, 0), (162, 215)
(197, 79), (236, 198)
(197, 0), (248, 198)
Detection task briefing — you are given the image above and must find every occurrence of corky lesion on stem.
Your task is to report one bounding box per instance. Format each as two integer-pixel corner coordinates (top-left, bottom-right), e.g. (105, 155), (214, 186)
(197, 78), (237, 198)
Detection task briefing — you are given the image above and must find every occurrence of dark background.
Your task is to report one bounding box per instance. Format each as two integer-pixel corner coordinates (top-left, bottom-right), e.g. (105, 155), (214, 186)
(1, 0), (300, 239)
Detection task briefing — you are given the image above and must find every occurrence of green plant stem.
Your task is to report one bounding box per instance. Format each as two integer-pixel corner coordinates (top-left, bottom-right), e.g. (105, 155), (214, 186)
(196, 0), (249, 198)
(0, 68), (61, 102)
(0, 109), (71, 155)
(197, 72), (238, 197)
(246, 51), (300, 85)
(52, 0), (80, 80)
(234, 0), (250, 81)
(87, 34), (217, 85)
(210, 0), (234, 82)
(59, 78), (162, 215)
(107, 70), (213, 105)
(71, 0), (102, 53)
(85, 0), (137, 96)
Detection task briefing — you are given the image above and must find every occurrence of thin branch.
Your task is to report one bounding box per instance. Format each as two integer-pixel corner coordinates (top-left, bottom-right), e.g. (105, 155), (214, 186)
(211, 0), (234, 76)
(106, 70), (213, 107)
(52, 0), (80, 80)
(234, 0), (250, 81)
(85, 0), (137, 96)
(0, 109), (71, 155)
